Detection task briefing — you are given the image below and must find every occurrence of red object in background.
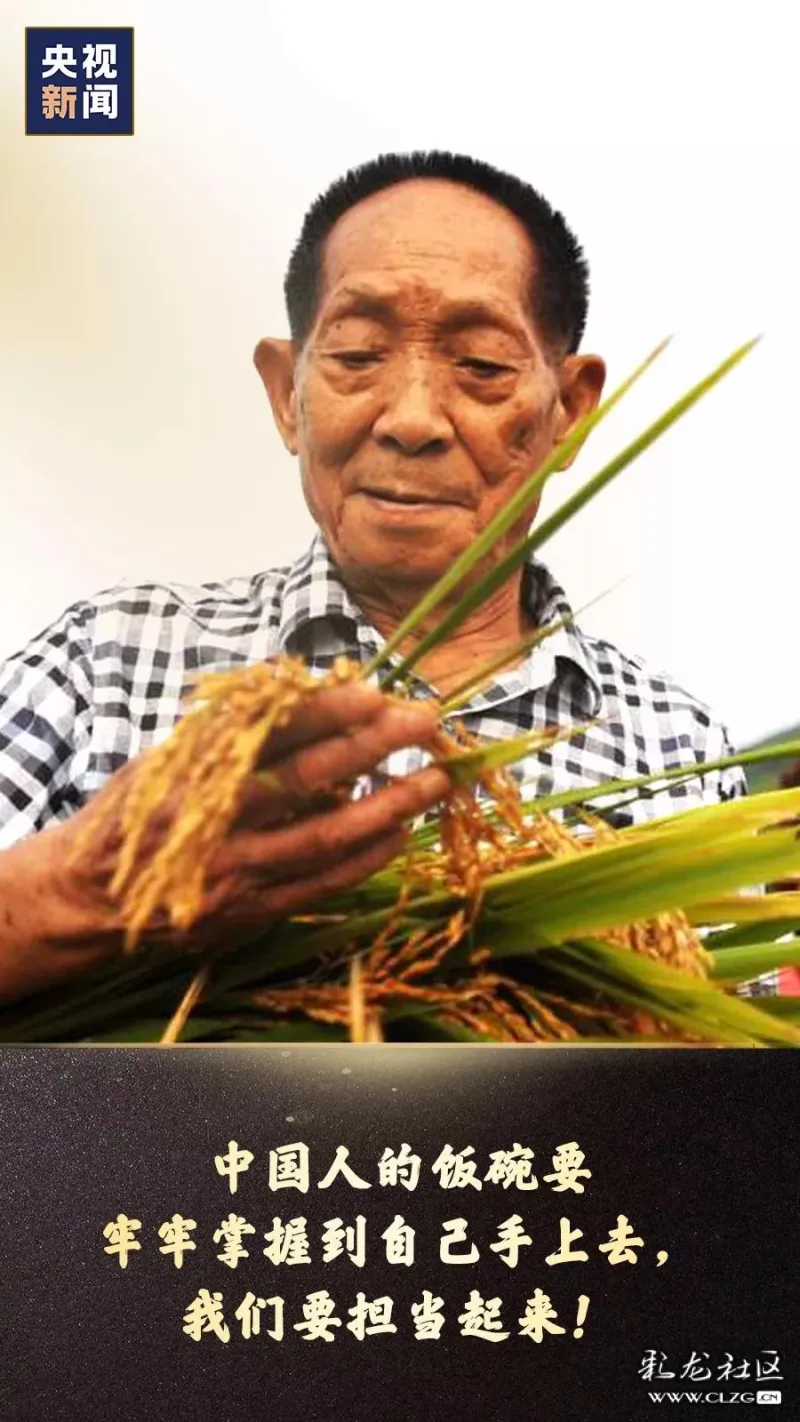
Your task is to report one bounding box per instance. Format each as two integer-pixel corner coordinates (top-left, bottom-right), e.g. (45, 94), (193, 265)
(773, 760), (800, 995)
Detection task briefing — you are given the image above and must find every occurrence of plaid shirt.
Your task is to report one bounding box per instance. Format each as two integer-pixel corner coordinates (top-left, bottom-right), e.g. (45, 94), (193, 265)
(0, 532), (773, 993)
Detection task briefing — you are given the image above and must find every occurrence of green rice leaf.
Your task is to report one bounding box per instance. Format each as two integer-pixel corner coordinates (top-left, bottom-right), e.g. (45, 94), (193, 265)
(478, 814), (800, 950)
(546, 940), (799, 1046)
(745, 998), (800, 1021)
(702, 919), (800, 951)
(708, 939), (800, 981)
(692, 892), (800, 927)
(529, 746), (800, 819)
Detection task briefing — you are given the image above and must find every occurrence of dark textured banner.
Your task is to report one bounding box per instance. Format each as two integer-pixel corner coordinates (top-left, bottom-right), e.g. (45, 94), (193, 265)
(0, 1046), (795, 1420)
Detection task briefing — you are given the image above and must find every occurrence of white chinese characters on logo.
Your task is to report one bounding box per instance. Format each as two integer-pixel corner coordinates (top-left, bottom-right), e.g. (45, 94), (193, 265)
(42, 45), (77, 79)
(83, 85), (118, 120)
(82, 44), (118, 79)
(38, 41), (121, 126)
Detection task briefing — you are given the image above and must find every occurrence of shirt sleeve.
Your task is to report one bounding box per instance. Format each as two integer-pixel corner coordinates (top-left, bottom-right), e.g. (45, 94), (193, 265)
(717, 726), (748, 802)
(0, 603), (96, 849)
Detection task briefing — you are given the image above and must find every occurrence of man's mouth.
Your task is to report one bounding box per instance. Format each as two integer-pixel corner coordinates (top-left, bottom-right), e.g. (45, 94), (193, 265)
(357, 487), (466, 509)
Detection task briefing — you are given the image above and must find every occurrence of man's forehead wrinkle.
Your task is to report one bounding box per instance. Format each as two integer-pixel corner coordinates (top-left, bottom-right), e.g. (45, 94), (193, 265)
(319, 197), (537, 334)
(320, 275), (532, 338)
(388, 241), (479, 265)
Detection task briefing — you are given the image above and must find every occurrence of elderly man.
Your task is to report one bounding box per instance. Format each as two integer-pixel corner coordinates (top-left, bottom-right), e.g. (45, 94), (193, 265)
(0, 150), (744, 1006)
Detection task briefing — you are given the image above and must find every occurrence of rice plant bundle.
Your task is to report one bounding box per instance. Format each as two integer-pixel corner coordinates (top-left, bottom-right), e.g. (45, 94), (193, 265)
(2, 338), (798, 1046)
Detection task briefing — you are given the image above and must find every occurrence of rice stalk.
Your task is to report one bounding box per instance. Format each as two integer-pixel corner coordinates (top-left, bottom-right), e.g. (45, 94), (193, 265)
(15, 335), (797, 1048)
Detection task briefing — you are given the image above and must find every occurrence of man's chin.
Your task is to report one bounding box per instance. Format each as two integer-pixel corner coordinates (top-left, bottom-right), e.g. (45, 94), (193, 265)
(334, 522), (469, 587)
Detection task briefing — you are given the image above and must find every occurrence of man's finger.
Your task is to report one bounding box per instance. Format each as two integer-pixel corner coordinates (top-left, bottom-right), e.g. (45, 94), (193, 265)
(218, 765), (449, 878)
(252, 827), (409, 918)
(245, 702), (443, 820)
(257, 681), (387, 763)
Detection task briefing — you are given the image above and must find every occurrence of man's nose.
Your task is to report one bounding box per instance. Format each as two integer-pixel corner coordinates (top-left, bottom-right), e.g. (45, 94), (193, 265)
(372, 361), (454, 454)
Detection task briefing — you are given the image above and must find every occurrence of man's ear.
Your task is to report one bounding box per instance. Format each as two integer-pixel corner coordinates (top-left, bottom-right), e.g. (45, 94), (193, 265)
(553, 354), (606, 469)
(253, 338), (298, 454)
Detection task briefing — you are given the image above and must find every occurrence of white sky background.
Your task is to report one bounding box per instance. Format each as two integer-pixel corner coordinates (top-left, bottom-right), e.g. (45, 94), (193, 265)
(1, 0), (798, 747)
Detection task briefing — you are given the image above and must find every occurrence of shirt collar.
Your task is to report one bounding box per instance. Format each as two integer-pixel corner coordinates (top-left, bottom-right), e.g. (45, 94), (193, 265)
(277, 531), (602, 715)
(277, 533), (365, 650)
(519, 559), (603, 716)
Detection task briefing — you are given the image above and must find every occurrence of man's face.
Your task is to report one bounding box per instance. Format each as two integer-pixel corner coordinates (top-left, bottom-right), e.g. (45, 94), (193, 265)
(258, 179), (604, 594)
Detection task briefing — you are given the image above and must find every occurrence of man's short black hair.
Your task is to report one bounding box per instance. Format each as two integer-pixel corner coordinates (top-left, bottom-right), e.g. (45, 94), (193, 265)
(284, 150), (590, 357)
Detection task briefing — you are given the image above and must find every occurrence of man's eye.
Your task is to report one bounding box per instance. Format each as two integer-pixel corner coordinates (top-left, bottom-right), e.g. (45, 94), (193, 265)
(334, 352), (381, 368)
(458, 358), (513, 377)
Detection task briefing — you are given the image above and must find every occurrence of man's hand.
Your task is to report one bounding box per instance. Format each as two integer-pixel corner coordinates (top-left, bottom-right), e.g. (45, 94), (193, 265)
(0, 683), (449, 1005)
